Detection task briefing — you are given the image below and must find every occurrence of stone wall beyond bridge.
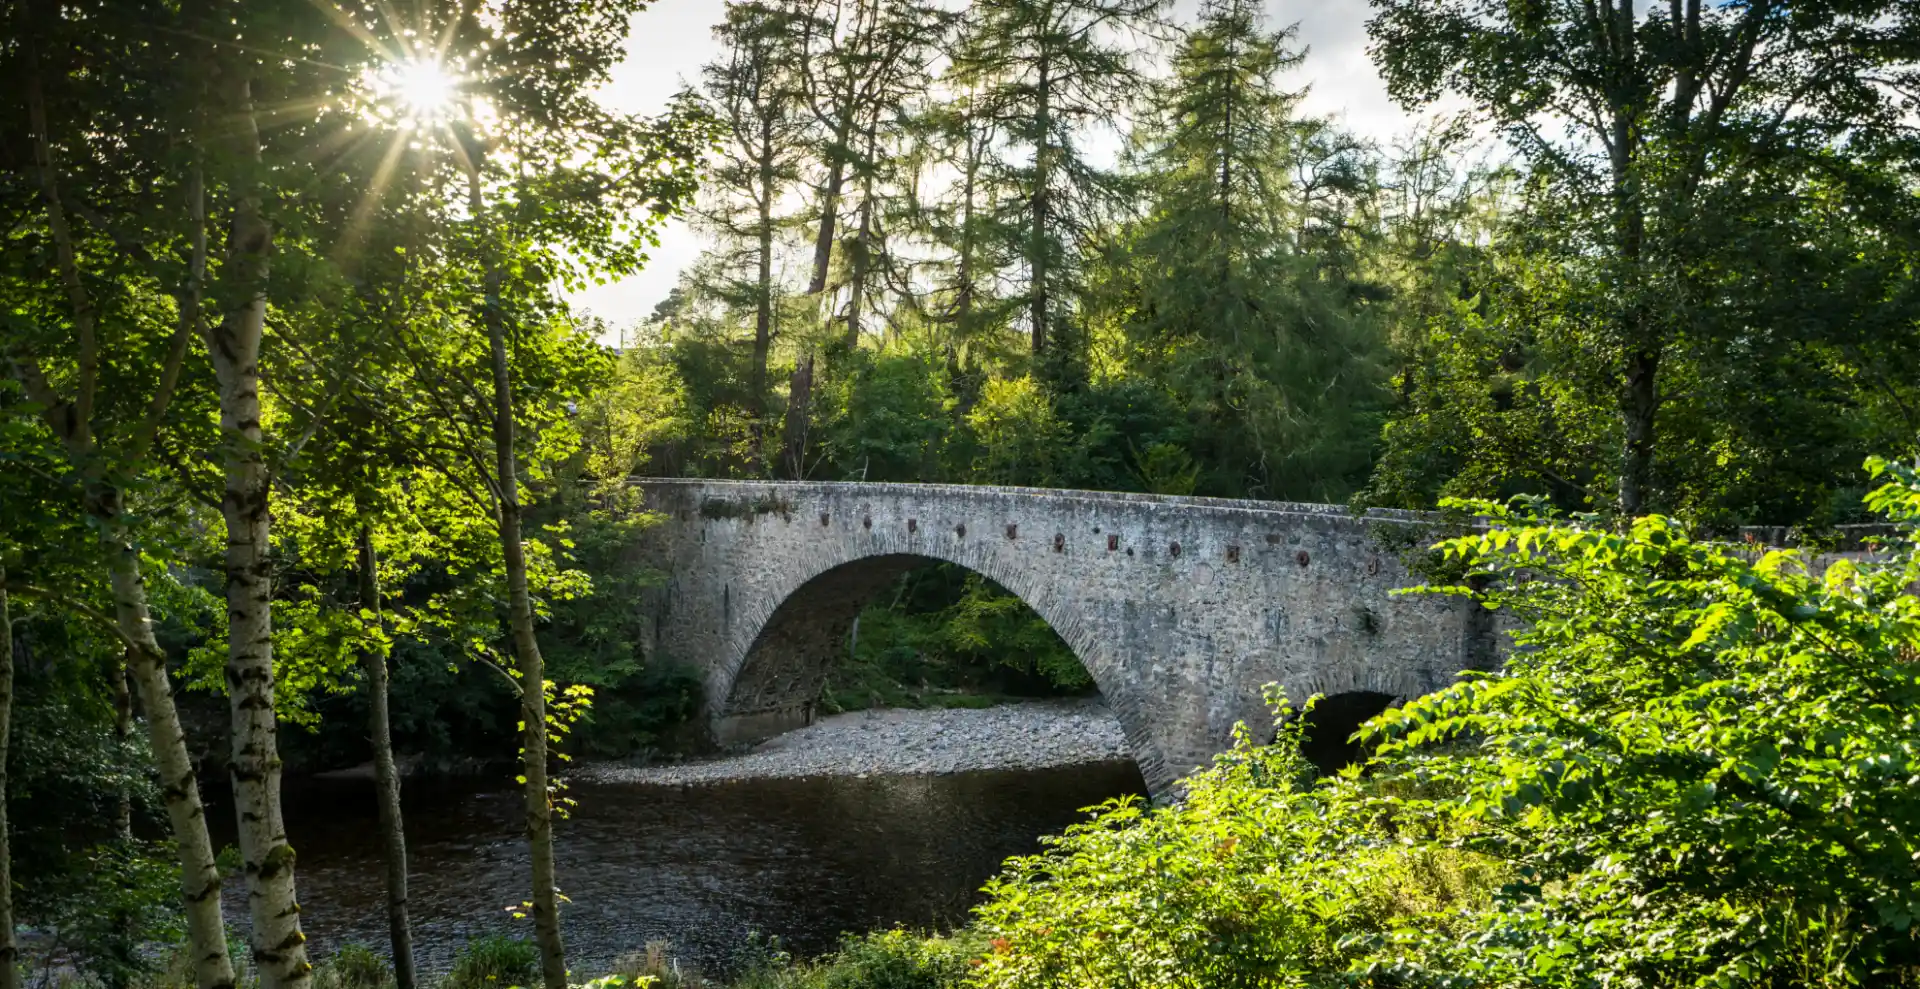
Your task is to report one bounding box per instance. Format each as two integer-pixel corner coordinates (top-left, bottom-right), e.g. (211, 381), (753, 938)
(629, 479), (1500, 794)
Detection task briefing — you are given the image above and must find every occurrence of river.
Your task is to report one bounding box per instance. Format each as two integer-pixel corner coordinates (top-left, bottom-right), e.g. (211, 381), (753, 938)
(215, 761), (1146, 977)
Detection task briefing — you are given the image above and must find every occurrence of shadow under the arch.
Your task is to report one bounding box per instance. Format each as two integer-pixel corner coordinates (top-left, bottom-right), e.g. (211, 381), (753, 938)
(1296, 690), (1398, 776)
(713, 555), (1104, 750)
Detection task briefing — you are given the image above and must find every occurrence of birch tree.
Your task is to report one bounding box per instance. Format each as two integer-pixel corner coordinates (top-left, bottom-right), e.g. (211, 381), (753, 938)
(1, 7), (236, 984)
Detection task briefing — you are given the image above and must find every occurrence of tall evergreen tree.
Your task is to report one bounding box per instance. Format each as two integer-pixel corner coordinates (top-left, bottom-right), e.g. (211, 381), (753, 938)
(914, 80), (1018, 371)
(699, 2), (811, 457)
(1112, 0), (1386, 498)
(791, 0), (951, 342)
(949, 0), (1168, 371)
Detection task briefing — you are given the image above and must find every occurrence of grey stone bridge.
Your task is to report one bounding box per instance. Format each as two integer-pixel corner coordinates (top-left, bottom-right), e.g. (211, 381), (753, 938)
(629, 480), (1500, 792)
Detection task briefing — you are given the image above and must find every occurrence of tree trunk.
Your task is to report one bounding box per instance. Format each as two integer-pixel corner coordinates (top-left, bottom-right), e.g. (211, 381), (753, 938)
(114, 649), (134, 839)
(752, 126), (777, 466)
(1619, 346), (1658, 517)
(108, 647), (137, 989)
(845, 122), (879, 352)
(954, 115), (981, 347)
(358, 529), (415, 989)
(22, 22), (229, 988)
(1606, 0), (1656, 518)
(807, 127), (851, 296)
(98, 514), (236, 989)
(782, 354), (815, 480)
(846, 200), (872, 351)
(1029, 54), (1052, 357)
(473, 173), (569, 989)
(207, 70), (309, 989)
(0, 569), (17, 989)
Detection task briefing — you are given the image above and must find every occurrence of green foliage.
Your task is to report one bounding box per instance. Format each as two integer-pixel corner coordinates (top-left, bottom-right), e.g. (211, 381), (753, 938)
(952, 459), (1920, 988)
(969, 692), (1501, 989)
(1102, 0), (1389, 500)
(25, 841), (186, 989)
(1365, 0), (1920, 518)
(710, 931), (976, 989)
(964, 376), (1066, 487)
(818, 350), (954, 483)
(823, 567), (1094, 713)
(313, 945), (395, 989)
(443, 937), (542, 989)
(1352, 462), (1920, 985)
(803, 931), (976, 989)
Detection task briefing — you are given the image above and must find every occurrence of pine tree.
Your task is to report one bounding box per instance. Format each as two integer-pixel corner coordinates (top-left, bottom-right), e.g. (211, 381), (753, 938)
(790, 0), (950, 349)
(699, 2), (812, 459)
(1115, 0), (1385, 499)
(948, 0), (1168, 371)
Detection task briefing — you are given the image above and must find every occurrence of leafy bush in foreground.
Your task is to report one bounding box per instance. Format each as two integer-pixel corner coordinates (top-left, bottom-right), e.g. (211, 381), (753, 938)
(1360, 459), (1920, 987)
(970, 694), (1501, 988)
(966, 458), (1920, 988)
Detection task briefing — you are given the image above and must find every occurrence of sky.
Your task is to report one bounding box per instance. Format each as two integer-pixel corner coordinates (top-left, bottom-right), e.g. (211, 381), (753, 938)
(566, 0), (1420, 332)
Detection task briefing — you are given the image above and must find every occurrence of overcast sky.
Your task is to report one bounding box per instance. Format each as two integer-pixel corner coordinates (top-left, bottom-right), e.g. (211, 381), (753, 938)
(567, 0), (1417, 330)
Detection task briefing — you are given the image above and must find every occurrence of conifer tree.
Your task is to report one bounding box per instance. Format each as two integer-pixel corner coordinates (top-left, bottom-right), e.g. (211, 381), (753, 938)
(1115, 0), (1386, 498)
(948, 0), (1168, 370)
(699, 2), (811, 457)
(789, 0), (951, 348)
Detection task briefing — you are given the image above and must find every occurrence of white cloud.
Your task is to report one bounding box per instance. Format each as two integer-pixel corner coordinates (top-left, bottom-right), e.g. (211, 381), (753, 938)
(567, 0), (1418, 335)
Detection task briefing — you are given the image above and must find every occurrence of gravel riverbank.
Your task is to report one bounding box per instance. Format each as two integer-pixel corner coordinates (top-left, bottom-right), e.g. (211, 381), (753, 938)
(582, 698), (1130, 786)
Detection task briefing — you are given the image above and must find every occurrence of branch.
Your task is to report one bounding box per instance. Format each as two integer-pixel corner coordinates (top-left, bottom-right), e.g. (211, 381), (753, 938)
(469, 645), (524, 697)
(153, 435), (225, 510)
(1, 581), (141, 654)
(25, 28), (98, 446)
(128, 153), (208, 462)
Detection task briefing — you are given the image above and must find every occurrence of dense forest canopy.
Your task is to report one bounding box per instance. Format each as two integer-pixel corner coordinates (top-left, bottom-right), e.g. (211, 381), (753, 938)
(2, 0), (1918, 987)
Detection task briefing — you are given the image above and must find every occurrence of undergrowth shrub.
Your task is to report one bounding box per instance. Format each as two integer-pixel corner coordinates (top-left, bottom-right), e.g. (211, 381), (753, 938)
(809, 931), (976, 989)
(443, 936), (539, 989)
(969, 694), (1502, 989)
(965, 457), (1920, 988)
(314, 945), (393, 989)
(1356, 459), (1920, 986)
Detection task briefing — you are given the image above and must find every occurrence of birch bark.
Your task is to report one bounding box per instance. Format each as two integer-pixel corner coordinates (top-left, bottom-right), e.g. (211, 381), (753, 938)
(102, 521), (237, 989)
(206, 70), (310, 989)
(16, 34), (234, 987)
(467, 164), (569, 989)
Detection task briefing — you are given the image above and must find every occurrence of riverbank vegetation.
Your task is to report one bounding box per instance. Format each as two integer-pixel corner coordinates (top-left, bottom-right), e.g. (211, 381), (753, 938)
(244, 460), (1920, 987)
(5, 0), (1920, 986)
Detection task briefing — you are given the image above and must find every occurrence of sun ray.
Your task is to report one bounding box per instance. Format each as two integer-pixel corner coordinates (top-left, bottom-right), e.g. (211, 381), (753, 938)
(338, 127), (415, 257)
(310, 121), (391, 172)
(369, 0), (421, 63)
(252, 95), (349, 131)
(302, 0), (403, 68)
(432, 0), (478, 65)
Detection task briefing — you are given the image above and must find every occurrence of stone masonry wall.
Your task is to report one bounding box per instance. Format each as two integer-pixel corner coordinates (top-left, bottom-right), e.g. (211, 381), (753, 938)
(629, 479), (1498, 794)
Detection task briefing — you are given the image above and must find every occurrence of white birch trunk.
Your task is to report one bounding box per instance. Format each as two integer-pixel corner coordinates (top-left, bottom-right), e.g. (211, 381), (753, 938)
(208, 70), (310, 989)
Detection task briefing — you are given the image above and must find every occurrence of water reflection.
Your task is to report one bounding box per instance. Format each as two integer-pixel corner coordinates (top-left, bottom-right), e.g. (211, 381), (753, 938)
(217, 762), (1145, 976)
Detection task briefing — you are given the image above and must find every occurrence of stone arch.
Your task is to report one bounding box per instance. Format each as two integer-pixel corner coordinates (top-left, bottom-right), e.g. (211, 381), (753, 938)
(708, 545), (1164, 785)
(1297, 690), (1397, 775)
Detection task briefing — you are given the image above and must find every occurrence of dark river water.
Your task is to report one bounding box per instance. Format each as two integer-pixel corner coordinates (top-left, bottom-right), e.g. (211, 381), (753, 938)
(214, 762), (1146, 976)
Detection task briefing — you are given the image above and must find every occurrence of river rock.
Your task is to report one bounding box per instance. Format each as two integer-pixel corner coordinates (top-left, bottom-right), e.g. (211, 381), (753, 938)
(581, 698), (1130, 786)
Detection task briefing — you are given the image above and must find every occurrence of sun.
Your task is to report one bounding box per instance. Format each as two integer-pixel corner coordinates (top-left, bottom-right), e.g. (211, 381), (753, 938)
(370, 57), (459, 125)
